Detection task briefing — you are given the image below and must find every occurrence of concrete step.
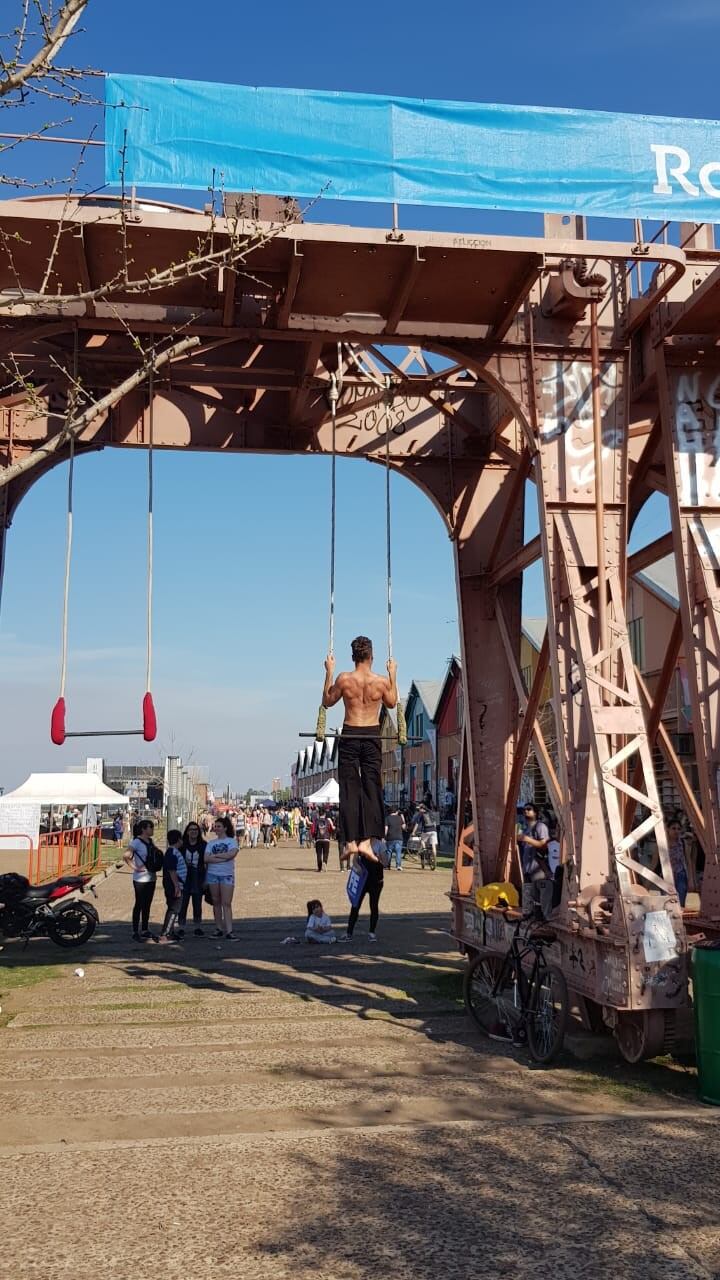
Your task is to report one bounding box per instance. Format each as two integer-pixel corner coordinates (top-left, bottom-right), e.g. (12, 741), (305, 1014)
(0, 1034), (496, 1082)
(0, 1081), (644, 1148)
(0, 1011), (473, 1054)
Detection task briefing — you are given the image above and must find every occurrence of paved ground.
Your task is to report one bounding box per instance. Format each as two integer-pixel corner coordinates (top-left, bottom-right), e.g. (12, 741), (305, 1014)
(0, 842), (718, 1280)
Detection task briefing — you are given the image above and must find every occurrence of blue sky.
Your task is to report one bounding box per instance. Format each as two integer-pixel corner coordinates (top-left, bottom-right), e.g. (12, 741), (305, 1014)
(0, 0), (702, 791)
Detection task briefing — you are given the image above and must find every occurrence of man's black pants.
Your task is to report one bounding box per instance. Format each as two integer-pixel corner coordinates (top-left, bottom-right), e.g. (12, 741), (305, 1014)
(315, 839), (330, 870)
(338, 727), (383, 844)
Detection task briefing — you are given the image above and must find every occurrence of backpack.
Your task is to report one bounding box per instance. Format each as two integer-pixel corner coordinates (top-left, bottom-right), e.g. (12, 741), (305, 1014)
(520, 822), (551, 880)
(375, 841), (391, 869)
(138, 840), (163, 874)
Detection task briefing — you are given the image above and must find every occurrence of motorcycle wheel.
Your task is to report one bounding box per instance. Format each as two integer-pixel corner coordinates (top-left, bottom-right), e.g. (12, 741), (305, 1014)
(47, 900), (97, 948)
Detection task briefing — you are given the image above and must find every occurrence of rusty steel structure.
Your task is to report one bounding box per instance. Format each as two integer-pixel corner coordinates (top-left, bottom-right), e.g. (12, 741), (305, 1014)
(1, 195), (720, 1060)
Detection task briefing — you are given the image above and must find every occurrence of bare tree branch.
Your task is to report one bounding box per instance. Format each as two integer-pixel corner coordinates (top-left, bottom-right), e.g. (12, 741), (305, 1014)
(0, 0), (88, 98)
(0, 333), (201, 490)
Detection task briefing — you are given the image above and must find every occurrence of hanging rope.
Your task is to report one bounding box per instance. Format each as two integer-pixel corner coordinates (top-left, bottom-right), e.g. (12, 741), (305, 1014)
(146, 365), (154, 694)
(142, 361), (157, 740)
(328, 369), (338, 659)
(50, 334), (80, 742)
(315, 348), (342, 741)
(58, 431), (75, 702)
(383, 376), (407, 746)
(384, 377), (393, 660)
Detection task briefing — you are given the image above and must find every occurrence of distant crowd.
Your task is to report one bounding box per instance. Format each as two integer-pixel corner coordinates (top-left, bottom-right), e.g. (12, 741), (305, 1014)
(120, 795), (446, 948)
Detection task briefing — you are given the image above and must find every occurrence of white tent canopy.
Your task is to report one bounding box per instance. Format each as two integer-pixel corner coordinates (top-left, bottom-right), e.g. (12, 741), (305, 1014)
(304, 778), (339, 806)
(0, 773), (130, 807)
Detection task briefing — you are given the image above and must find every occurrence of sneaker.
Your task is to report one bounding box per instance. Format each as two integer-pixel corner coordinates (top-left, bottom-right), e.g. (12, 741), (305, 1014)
(339, 932), (353, 941)
(140, 929), (151, 939)
(368, 932), (377, 941)
(131, 931), (141, 942)
(225, 933), (236, 941)
(212, 929), (223, 938)
(157, 935), (173, 946)
(194, 927), (204, 937)
(174, 929), (185, 940)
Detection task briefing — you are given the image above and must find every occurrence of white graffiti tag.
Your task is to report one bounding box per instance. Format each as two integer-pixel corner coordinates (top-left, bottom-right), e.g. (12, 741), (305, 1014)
(540, 361), (621, 488)
(673, 373), (720, 508)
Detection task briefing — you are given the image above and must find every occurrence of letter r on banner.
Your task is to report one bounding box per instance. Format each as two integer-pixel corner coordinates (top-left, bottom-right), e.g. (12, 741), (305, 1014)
(651, 144), (700, 197)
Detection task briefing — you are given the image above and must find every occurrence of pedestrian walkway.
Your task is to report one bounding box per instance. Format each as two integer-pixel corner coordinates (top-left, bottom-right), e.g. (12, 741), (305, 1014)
(0, 843), (717, 1279)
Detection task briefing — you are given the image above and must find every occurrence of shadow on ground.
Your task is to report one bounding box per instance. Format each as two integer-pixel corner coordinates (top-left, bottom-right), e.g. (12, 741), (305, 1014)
(1, 898), (700, 1106)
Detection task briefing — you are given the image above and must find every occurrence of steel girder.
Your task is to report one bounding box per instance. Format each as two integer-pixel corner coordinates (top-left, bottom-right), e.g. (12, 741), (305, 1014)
(3, 199), (717, 1055)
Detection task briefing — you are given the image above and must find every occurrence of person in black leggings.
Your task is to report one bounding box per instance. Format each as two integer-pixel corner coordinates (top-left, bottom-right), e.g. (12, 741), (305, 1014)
(178, 821), (206, 936)
(345, 852), (384, 941)
(123, 819), (162, 941)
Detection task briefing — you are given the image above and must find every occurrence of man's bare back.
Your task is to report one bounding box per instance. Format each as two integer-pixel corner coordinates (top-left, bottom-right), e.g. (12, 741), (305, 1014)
(322, 651), (398, 726)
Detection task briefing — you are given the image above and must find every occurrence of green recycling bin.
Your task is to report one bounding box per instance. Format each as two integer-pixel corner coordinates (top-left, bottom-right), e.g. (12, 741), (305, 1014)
(692, 944), (720, 1105)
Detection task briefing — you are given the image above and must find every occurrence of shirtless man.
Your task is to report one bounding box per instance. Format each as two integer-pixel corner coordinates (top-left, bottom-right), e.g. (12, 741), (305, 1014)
(322, 635), (398, 858)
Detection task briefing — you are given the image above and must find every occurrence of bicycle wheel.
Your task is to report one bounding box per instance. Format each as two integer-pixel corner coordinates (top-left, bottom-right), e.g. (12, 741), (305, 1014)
(526, 961), (568, 1064)
(463, 953), (519, 1039)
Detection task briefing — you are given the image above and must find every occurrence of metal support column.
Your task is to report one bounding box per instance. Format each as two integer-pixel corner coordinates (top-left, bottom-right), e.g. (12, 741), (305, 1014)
(657, 349), (720, 919)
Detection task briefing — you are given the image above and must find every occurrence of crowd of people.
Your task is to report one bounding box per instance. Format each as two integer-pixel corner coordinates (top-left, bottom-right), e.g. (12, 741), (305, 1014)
(120, 794), (443, 947)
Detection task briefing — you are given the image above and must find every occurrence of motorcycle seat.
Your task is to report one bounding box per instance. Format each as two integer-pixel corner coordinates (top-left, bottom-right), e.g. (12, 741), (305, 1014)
(23, 877), (84, 899)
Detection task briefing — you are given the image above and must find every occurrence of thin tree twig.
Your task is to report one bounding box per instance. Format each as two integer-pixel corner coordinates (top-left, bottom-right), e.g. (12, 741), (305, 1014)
(0, 334), (201, 490)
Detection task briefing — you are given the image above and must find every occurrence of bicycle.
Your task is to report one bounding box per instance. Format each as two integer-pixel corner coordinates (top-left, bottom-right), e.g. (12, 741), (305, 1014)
(404, 834), (437, 870)
(463, 912), (568, 1064)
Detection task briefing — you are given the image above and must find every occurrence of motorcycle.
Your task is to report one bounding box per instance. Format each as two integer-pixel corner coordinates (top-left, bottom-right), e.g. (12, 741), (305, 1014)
(0, 872), (99, 949)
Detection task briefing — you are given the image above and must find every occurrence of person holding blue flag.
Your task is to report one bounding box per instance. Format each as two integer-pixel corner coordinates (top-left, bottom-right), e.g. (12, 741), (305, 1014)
(343, 838), (385, 942)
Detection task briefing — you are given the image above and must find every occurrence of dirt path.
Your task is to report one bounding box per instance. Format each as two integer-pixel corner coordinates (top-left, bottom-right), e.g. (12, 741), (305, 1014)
(0, 843), (717, 1279)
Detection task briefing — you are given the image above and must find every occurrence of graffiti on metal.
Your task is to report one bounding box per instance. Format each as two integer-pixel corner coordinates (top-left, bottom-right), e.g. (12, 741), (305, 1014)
(672, 371), (720, 508)
(540, 360), (621, 489)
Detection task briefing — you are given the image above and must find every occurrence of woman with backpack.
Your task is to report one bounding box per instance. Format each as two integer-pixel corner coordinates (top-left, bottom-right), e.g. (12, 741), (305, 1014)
(312, 809), (335, 872)
(123, 818), (164, 942)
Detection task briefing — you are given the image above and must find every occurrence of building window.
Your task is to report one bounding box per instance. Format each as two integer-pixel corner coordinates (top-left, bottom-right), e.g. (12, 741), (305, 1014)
(521, 665), (533, 694)
(415, 712), (424, 739)
(628, 617), (645, 669)
(456, 686), (464, 729)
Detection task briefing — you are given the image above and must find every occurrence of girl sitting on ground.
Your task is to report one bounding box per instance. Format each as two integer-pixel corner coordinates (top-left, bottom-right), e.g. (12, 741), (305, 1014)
(305, 899), (337, 944)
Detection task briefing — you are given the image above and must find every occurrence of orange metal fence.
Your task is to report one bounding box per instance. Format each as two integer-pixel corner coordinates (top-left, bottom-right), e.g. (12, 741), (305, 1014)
(27, 827), (110, 884)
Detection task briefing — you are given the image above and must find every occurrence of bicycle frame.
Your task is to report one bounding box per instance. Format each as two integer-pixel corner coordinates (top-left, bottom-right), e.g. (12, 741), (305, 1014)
(490, 919), (549, 1031)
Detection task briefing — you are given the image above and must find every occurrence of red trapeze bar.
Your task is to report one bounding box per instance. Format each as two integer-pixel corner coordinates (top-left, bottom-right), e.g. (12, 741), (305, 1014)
(50, 694), (157, 745)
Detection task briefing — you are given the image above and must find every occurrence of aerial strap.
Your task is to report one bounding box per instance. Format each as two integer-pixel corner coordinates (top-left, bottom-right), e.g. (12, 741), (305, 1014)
(383, 376), (407, 746)
(60, 433), (74, 702)
(143, 363), (157, 740)
(50, 334), (78, 746)
(315, 347), (342, 741)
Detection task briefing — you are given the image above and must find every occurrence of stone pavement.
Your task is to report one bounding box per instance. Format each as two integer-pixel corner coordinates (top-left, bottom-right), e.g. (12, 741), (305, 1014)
(0, 842), (718, 1280)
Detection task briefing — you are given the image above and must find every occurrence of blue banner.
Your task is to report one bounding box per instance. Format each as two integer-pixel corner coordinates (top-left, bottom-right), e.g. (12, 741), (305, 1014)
(106, 74), (720, 222)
